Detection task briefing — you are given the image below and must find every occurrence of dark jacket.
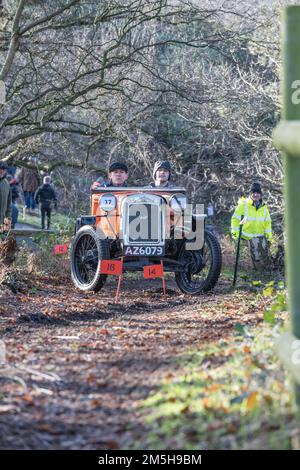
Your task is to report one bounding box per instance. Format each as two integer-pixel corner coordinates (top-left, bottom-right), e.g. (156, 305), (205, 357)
(9, 180), (19, 203)
(0, 176), (12, 224)
(35, 183), (57, 209)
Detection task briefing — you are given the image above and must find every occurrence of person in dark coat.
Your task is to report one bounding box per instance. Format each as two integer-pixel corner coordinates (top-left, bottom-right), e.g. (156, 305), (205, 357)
(6, 174), (19, 228)
(0, 161), (12, 232)
(35, 176), (57, 230)
(17, 157), (41, 213)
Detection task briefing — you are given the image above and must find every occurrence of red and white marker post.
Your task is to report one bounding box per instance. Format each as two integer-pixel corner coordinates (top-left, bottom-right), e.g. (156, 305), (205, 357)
(53, 243), (69, 270)
(143, 260), (166, 300)
(100, 257), (124, 303)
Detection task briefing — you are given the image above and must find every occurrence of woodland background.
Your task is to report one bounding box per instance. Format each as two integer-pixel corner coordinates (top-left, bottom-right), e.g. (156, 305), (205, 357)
(1, 1), (299, 451)
(0, 0), (285, 229)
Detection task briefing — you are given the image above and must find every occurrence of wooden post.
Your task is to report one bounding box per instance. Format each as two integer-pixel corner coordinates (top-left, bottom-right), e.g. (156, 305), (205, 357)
(273, 5), (300, 405)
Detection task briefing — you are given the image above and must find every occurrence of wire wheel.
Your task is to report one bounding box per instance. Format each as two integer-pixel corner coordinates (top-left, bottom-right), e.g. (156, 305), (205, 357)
(70, 225), (110, 292)
(175, 229), (222, 294)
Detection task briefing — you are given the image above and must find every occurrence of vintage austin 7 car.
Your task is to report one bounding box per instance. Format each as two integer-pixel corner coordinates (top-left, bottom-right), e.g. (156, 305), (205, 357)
(70, 186), (222, 294)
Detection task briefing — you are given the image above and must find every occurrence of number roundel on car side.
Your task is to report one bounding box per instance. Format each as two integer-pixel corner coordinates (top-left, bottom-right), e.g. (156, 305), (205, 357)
(99, 194), (117, 212)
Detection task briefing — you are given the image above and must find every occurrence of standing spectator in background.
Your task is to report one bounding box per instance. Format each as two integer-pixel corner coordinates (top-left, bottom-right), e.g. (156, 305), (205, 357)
(17, 156), (41, 215)
(35, 176), (57, 230)
(7, 166), (16, 177)
(6, 174), (19, 228)
(0, 161), (12, 232)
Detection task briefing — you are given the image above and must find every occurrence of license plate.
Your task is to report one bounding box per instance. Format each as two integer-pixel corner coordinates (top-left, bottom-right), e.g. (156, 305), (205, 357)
(124, 246), (164, 257)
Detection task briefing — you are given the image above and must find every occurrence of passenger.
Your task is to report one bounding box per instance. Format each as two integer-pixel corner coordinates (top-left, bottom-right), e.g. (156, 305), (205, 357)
(149, 161), (176, 188)
(91, 162), (128, 189)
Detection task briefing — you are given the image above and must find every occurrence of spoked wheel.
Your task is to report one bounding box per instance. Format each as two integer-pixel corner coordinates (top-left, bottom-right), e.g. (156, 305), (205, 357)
(70, 225), (110, 292)
(175, 229), (222, 294)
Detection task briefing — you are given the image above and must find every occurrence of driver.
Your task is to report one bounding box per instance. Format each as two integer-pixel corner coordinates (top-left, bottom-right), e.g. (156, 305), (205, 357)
(91, 162), (128, 189)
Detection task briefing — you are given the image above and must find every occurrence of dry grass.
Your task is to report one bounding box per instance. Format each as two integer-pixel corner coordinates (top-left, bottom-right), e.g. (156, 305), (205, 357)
(23, 249), (69, 276)
(220, 235), (253, 271)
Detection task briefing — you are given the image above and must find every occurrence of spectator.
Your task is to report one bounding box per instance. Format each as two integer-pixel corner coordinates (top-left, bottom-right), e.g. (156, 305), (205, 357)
(6, 174), (19, 228)
(0, 162), (12, 232)
(17, 157), (41, 214)
(7, 166), (16, 177)
(35, 176), (57, 230)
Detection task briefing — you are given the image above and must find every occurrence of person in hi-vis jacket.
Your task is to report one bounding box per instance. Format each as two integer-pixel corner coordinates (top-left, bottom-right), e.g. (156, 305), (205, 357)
(231, 182), (272, 270)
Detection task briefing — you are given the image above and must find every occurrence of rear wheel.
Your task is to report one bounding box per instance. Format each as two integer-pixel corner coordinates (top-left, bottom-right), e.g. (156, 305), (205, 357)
(175, 229), (222, 294)
(70, 225), (110, 292)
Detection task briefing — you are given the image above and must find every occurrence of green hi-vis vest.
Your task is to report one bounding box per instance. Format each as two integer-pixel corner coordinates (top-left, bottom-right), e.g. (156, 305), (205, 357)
(231, 197), (272, 241)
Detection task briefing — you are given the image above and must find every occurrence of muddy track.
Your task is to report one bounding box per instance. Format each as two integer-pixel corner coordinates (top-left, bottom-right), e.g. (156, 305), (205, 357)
(0, 273), (264, 449)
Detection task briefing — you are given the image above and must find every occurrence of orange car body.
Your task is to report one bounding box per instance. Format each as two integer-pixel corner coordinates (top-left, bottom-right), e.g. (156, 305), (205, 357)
(90, 186), (186, 244)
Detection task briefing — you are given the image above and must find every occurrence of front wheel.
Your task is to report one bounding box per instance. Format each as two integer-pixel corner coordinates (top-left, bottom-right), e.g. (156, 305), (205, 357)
(70, 225), (110, 292)
(175, 229), (222, 294)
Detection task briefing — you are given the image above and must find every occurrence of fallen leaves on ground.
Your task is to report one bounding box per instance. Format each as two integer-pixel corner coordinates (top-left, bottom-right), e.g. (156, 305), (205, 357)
(0, 272), (267, 449)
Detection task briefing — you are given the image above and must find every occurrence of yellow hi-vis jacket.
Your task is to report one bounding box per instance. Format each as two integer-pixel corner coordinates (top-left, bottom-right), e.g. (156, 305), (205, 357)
(231, 197), (272, 242)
